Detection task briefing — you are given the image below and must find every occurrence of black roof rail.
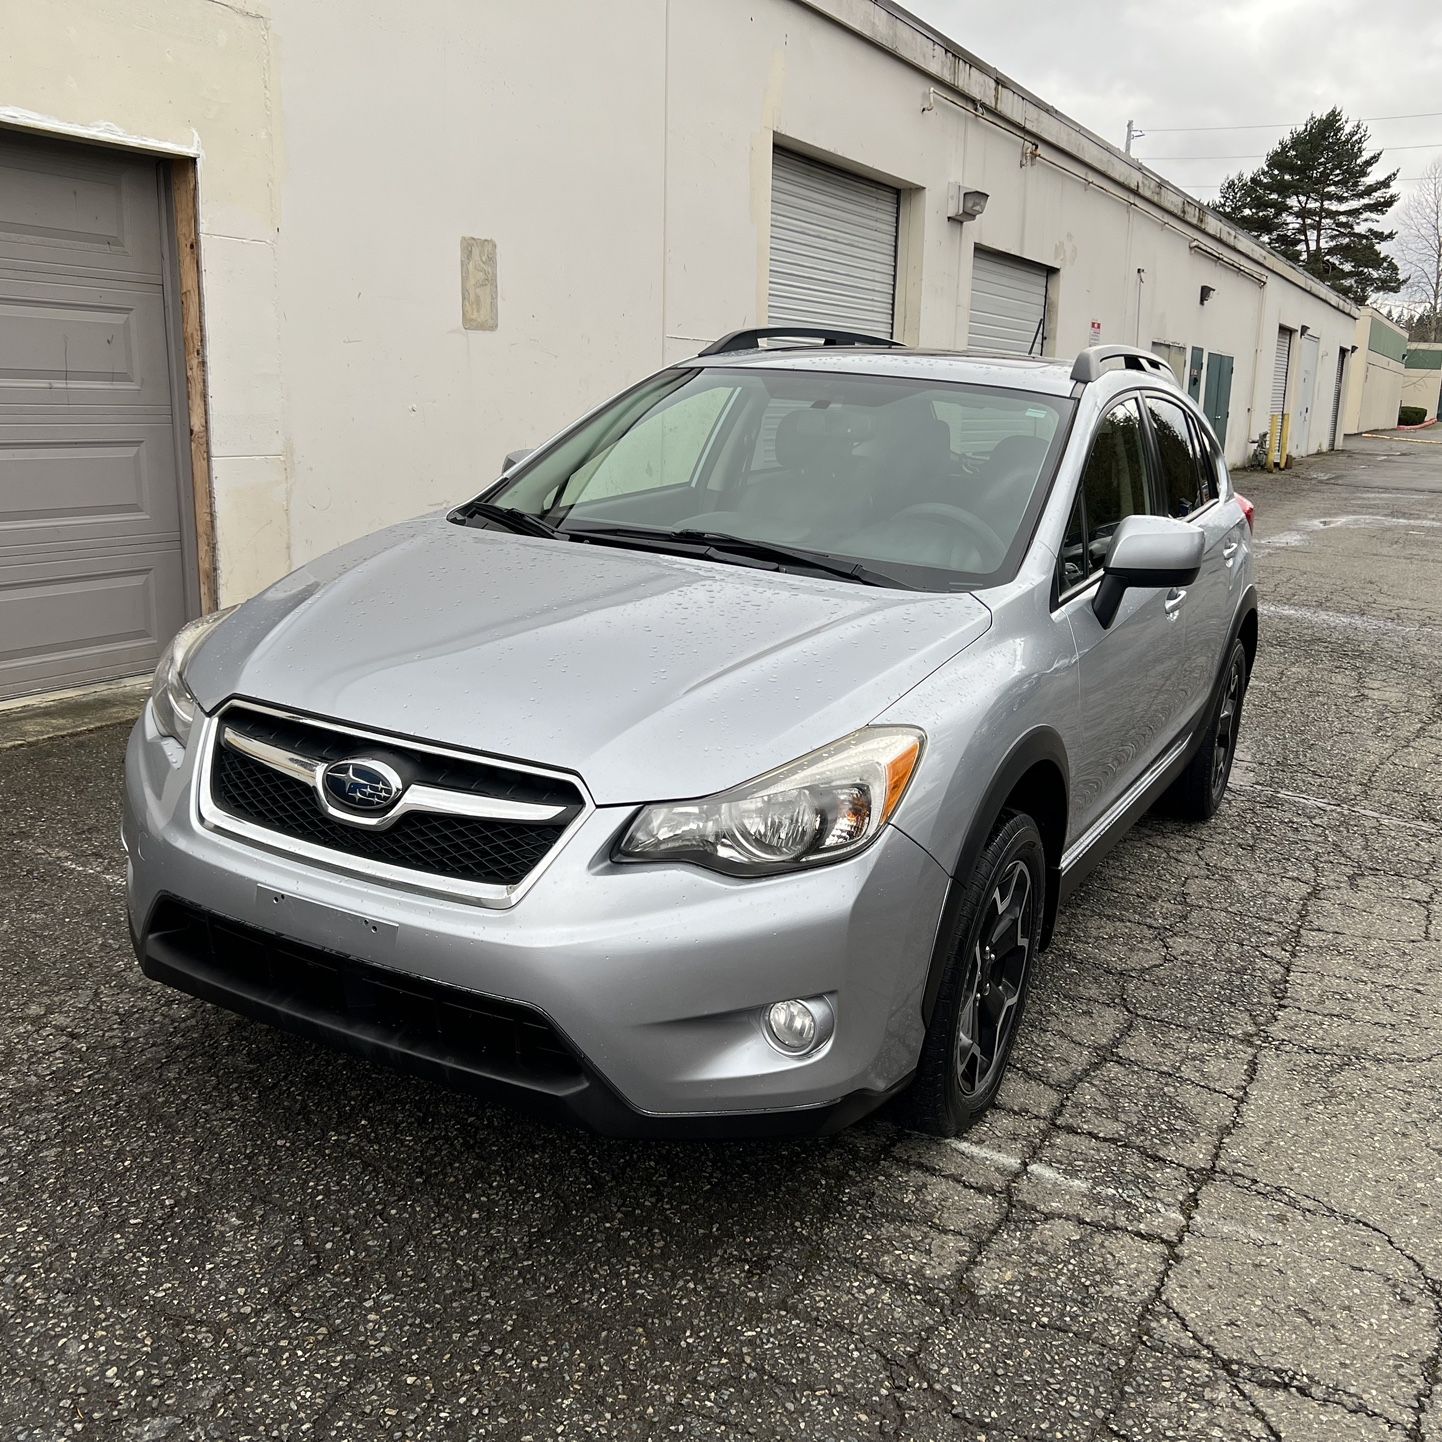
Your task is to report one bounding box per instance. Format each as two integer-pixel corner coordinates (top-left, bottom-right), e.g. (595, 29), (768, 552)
(698, 326), (904, 356)
(1071, 345), (1178, 384)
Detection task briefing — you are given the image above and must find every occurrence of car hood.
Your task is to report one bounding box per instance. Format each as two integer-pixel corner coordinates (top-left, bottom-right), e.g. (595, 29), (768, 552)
(187, 518), (992, 804)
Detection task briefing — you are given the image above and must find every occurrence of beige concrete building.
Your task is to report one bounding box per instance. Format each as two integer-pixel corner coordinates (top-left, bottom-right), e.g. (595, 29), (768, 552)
(2, 0), (1363, 702)
(1341, 309), (1409, 436)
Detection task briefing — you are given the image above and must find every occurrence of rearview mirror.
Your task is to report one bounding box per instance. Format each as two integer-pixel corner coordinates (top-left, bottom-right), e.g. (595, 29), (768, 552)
(1093, 515), (1204, 627)
(502, 448), (533, 473)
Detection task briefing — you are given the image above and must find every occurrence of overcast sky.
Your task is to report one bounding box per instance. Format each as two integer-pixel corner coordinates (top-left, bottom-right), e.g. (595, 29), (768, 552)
(903, 0), (1442, 214)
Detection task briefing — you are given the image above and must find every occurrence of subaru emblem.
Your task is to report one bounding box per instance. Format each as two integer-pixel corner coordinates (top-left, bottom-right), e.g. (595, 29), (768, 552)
(321, 758), (404, 812)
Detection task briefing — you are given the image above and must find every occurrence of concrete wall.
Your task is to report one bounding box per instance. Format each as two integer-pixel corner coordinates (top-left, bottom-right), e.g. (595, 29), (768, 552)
(4, 0), (1361, 607)
(273, 0), (670, 570)
(1402, 343), (1442, 422)
(1343, 308), (1409, 435)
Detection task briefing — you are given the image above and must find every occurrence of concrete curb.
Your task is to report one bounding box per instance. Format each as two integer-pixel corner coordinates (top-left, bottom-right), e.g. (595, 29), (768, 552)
(0, 676), (147, 749)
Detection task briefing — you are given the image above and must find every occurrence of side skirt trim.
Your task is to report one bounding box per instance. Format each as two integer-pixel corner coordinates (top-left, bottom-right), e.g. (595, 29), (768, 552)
(1058, 729), (1194, 901)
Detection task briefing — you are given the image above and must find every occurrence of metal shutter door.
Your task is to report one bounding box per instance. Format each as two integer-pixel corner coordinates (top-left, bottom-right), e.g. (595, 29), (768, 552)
(1271, 329), (1291, 413)
(768, 151), (898, 337)
(969, 249), (1049, 355)
(0, 130), (191, 700)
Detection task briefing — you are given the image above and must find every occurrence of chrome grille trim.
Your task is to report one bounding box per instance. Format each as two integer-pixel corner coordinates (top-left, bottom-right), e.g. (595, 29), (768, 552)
(219, 726), (574, 829)
(196, 699), (595, 908)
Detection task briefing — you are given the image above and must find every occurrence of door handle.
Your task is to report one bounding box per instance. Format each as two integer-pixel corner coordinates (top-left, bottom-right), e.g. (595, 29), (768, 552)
(1222, 540), (1240, 563)
(1164, 588), (1187, 616)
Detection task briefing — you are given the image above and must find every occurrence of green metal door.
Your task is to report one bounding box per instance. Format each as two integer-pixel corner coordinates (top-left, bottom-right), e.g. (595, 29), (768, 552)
(1188, 346), (1204, 402)
(1203, 352), (1234, 445)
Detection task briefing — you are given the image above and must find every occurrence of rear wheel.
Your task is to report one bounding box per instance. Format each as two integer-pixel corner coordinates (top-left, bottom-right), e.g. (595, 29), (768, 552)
(1167, 639), (1249, 821)
(896, 812), (1045, 1137)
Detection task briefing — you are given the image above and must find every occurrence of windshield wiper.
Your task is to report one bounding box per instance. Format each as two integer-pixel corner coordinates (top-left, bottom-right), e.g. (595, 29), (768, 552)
(566, 524), (908, 589)
(450, 500), (564, 539)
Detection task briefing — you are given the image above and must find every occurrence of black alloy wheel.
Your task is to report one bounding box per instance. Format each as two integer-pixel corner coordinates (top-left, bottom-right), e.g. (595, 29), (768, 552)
(1166, 637), (1250, 821)
(1210, 646), (1246, 806)
(955, 858), (1034, 1101)
(897, 811), (1046, 1136)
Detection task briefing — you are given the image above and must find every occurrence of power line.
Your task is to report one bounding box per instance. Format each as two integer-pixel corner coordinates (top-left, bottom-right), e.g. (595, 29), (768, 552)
(1142, 109), (1442, 134)
(1141, 140), (1442, 162)
(1181, 175), (1430, 192)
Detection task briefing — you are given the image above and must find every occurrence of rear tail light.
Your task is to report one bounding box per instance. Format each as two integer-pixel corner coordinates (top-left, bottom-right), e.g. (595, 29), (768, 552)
(1236, 492), (1255, 532)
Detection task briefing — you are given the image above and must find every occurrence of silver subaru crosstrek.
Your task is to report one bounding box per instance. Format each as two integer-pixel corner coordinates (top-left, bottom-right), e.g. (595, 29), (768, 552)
(124, 329), (1257, 1137)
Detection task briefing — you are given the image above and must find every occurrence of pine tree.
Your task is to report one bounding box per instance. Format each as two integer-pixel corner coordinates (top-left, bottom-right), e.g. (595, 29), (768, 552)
(1215, 108), (1403, 304)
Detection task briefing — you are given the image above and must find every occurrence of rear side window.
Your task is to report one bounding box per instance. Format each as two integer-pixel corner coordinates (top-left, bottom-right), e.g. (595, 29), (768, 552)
(1145, 396), (1207, 517)
(570, 385), (733, 500)
(1059, 398), (1148, 592)
(1192, 416), (1223, 505)
(928, 396), (1059, 460)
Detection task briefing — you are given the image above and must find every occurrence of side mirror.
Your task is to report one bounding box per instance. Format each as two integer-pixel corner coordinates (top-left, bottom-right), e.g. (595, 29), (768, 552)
(502, 448), (533, 473)
(1093, 514), (1204, 628)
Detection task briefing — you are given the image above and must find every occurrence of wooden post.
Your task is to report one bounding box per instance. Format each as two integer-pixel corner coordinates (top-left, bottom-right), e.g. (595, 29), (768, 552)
(171, 160), (217, 612)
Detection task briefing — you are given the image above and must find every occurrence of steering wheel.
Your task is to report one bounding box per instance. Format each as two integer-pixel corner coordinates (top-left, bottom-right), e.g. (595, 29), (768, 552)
(891, 502), (1008, 568)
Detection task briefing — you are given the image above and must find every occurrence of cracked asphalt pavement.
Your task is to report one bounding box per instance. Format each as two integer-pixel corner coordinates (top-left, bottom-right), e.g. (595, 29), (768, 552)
(3, 434), (1441, 1440)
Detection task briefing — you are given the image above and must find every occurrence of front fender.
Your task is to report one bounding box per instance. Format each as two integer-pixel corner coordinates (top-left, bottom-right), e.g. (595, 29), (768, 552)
(873, 580), (1081, 1024)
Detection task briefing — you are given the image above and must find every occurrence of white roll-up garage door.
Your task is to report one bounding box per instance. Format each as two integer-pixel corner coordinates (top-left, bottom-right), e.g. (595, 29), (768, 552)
(768, 150), (898, 338)
(1271, 328), (1292, 413)
(969, 249), (1050, 355)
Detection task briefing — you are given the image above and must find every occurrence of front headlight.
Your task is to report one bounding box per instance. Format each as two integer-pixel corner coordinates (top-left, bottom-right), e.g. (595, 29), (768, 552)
(616, 726), (924, 877)
(148, 607), (236, 743)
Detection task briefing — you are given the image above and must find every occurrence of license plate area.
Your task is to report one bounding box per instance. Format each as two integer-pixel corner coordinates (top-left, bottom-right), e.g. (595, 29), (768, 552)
(255, 884), (399, 959)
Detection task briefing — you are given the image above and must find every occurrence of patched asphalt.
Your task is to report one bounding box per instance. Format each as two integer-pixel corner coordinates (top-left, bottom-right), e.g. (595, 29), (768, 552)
(2, 435), (1441, 1440)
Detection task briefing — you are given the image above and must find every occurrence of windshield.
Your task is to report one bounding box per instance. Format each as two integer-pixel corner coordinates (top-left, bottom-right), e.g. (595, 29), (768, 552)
(478, 367), (1073, 590)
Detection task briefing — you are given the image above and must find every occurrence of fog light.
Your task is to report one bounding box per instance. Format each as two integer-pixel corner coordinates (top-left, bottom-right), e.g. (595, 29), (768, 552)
(763, 997), (833, 1056)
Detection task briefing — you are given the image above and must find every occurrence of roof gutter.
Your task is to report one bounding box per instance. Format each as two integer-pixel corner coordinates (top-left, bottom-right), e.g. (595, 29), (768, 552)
(788, 0), (1358, 318)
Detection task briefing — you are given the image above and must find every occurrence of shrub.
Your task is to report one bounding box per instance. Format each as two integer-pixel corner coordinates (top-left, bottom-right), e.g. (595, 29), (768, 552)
(1398, 405), (1427, 426)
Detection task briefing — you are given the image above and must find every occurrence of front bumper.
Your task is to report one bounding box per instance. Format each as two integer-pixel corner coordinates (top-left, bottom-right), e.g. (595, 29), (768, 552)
(123, 707), (950, 1136)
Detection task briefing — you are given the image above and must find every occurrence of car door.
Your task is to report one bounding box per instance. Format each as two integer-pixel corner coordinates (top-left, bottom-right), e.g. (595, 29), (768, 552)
(1057, 396), (1193, 836)
(1140, 393), (1236, 712)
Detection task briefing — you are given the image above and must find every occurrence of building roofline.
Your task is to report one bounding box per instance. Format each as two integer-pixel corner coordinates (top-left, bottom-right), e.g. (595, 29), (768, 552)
(791, 0), (1360, 318)
(1359, 305), (1408, 336)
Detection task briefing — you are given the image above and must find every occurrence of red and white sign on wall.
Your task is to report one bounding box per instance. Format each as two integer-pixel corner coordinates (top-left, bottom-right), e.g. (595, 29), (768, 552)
(1090, 320), (1103, 344)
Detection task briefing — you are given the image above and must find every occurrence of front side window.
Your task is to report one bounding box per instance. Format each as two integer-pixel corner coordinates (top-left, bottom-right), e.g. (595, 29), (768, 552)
(481, 367), (1073, 591)
(1146, 396), (1206, 517)
(1058, 399), (1148, 592)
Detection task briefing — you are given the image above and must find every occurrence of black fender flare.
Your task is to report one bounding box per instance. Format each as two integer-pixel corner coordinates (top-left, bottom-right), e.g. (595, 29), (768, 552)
(920, 725), (1070, 1025)
(1232, 584), (1260, 660)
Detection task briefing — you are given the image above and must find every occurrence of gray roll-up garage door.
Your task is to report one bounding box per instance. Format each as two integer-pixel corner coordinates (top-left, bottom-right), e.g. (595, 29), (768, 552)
(0, 130), (191, 701)
(969, 249), (1050, 355)
(1271, 328), (1292, 414)
(768, 150), (898, 338)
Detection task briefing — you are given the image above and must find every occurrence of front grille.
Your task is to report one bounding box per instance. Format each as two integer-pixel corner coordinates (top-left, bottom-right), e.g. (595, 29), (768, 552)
(148, 900), (584, 1087)
(207, 704), (585, 890)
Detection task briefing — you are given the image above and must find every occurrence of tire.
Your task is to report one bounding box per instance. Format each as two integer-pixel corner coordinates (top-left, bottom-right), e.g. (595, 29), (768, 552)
(895, 811), (1046, 1137)
(1167, 638), (1249, 822)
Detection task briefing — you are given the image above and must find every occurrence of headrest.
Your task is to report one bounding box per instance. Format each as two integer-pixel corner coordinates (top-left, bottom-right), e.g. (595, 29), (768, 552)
(911, 414), (952, 464)
(984, 434), (1049, 479)
(774, 407), (874, 468)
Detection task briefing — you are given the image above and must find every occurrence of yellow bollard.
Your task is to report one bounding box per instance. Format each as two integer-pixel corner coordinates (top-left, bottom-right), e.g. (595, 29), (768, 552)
(1279, 413), (1292, 469)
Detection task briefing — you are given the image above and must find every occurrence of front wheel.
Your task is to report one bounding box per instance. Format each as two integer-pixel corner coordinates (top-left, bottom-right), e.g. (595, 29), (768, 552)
(1167, 639), (1249, 821)
(895, 812), (1045, 1137)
